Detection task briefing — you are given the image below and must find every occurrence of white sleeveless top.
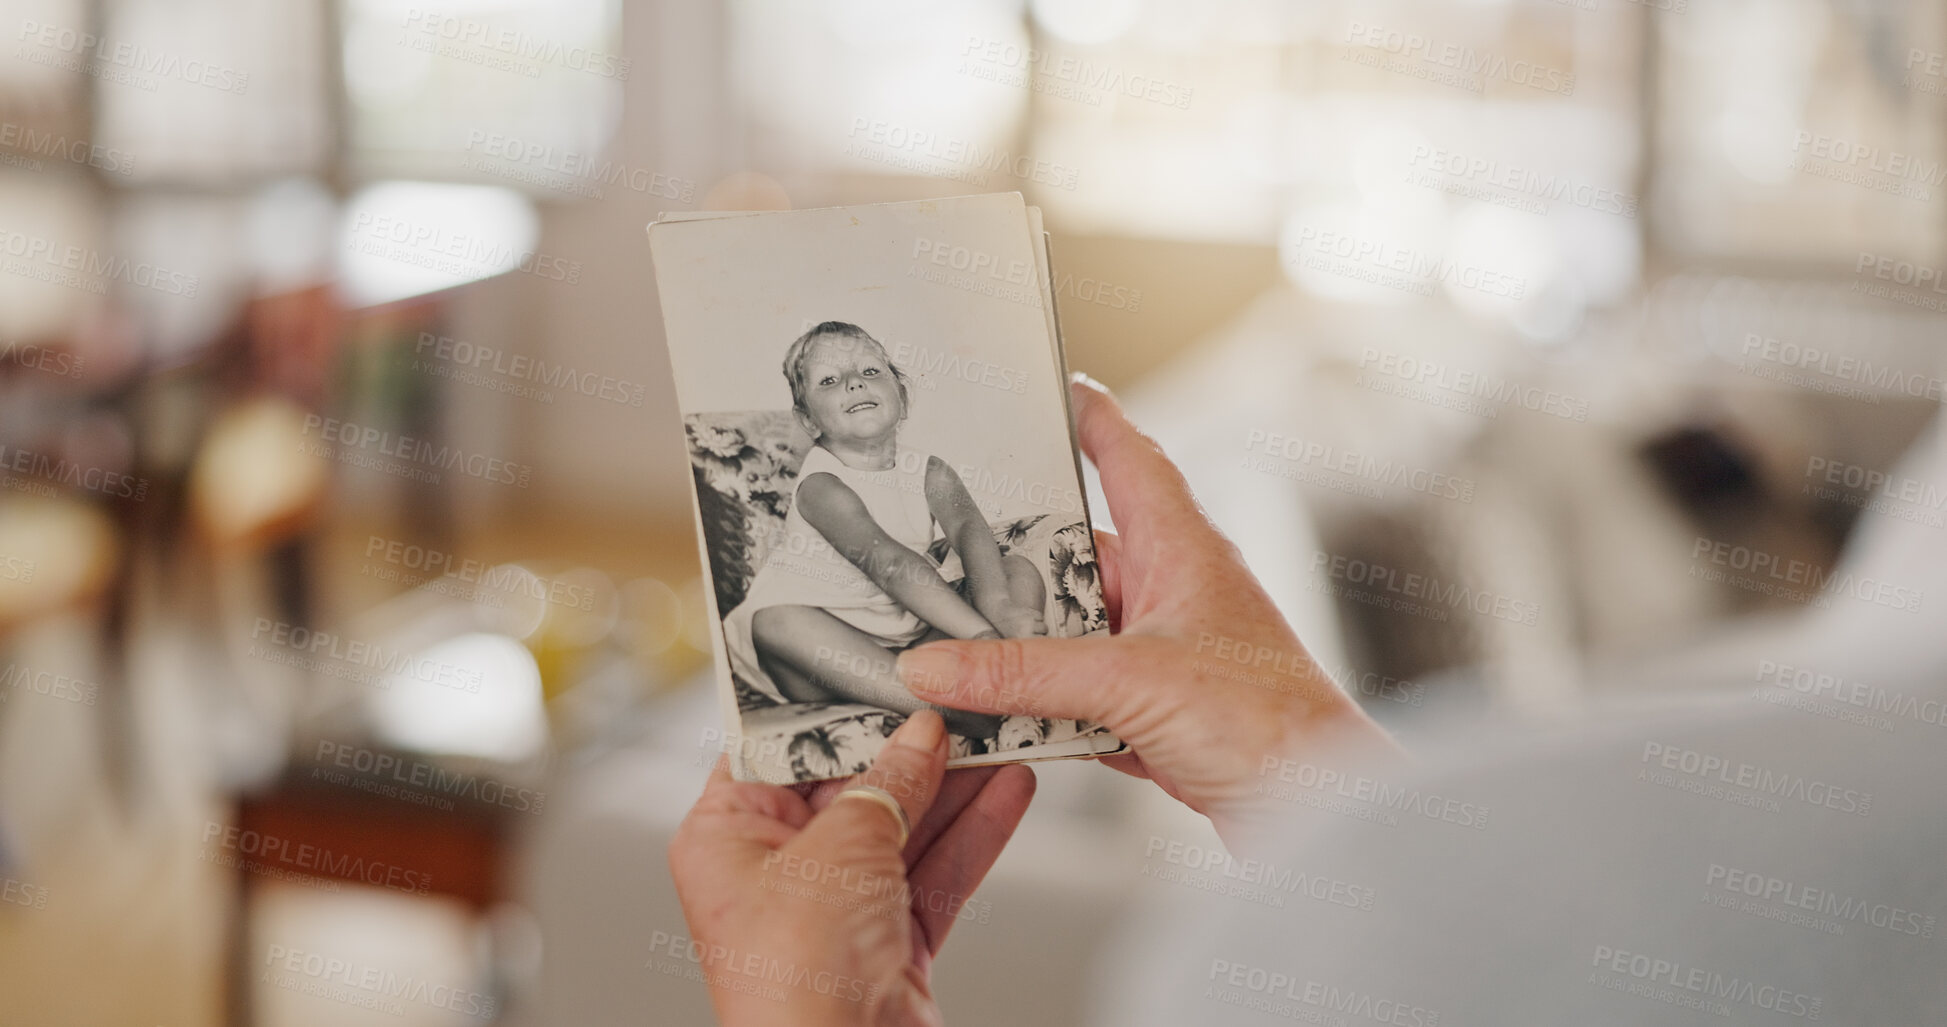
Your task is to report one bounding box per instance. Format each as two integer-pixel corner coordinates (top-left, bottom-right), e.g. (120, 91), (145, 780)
(722, 444), (944, 702)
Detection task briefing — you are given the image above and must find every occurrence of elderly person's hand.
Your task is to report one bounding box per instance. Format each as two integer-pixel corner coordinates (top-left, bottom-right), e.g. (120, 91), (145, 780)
(669, 710), (1036, 1027)
(897, 376), (1396, 843)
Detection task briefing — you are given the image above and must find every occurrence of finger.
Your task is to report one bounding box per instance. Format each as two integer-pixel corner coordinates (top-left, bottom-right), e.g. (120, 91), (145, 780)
(798, 710), (950, 857)
(807, 765), (1003, 866)
(1070, 375), (1218, 550)
(1098, 751), (1152, 781)
(690, 756), (816, 828)
(671, 760), (816, 876)
(1092, 528), (1123, 630)
(906, 764), (1036, 955)
(905, 766), (1002, 861)
(897, 633), (1167, 726)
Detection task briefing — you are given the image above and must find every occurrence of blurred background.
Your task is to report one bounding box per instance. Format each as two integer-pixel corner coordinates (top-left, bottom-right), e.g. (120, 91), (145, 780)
(3, 0), (1945, 1023)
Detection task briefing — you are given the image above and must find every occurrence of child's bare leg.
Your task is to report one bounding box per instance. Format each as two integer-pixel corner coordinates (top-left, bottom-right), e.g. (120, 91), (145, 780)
(752, 605), (901, 705)
(752, 605), (1000, 737)
(904, 628), (1004, 738)
(1000, 553), (1047, 626)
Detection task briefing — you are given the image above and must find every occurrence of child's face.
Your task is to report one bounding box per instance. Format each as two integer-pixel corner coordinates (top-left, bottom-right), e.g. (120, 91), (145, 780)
(798, 334), (904, 443)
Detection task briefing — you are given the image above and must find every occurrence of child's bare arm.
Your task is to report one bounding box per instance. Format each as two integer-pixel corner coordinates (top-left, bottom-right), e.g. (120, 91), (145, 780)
(924, 457), (1038, 634)
(796, 472), (998, 639)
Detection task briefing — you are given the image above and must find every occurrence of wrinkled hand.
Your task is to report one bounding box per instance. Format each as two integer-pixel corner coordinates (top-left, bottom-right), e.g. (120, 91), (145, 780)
(896, 376), (1396, 842)
(669, 711), (1037, 1027)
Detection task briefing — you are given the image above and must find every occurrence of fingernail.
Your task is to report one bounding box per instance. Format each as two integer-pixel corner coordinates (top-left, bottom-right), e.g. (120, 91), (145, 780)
(893, 709), (946, 752)
(896, 646), (957, 696)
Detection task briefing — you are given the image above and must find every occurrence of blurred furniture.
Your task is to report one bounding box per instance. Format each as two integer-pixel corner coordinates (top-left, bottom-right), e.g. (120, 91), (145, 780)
(235, 756), (512, 906)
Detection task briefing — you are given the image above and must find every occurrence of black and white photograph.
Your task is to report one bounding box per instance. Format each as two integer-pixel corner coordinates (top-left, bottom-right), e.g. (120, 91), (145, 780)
(650, 194), (1120, 783)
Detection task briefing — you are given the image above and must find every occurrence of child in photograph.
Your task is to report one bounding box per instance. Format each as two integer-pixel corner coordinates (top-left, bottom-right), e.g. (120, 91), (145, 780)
(722, 321), (1048, 739)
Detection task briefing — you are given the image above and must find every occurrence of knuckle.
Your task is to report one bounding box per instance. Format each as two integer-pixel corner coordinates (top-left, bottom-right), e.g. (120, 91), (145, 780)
(865, 759), (934, 808)
(902, 650), (963, 699)
(867, 742), (924, 780)
(984, 637), (1031, 688)
(1126, 424), (1169, 460)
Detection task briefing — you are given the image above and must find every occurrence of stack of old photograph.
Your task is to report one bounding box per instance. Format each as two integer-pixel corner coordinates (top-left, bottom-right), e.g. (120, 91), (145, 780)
(648, 193), (1126, 783)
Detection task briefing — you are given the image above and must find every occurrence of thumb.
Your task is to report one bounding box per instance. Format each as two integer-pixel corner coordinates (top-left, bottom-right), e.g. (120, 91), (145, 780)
(897, 634), (1150, 727)
(799, 710), (948, 857)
